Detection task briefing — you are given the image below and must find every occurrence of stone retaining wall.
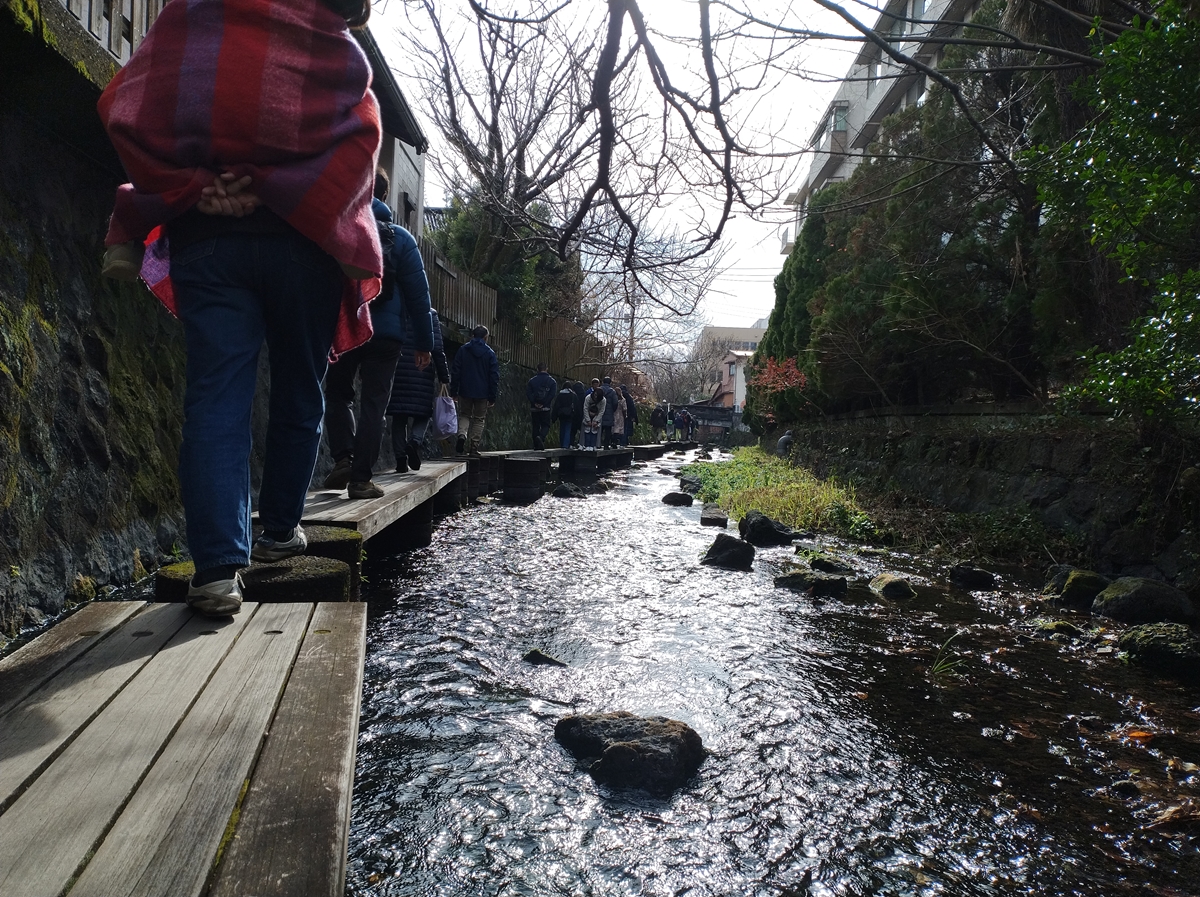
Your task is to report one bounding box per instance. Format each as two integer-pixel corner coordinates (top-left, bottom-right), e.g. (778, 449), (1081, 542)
(782, 413), (1200, 578)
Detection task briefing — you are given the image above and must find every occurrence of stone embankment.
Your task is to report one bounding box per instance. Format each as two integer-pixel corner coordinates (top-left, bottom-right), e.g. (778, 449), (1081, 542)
(782, 414), (1200, 585)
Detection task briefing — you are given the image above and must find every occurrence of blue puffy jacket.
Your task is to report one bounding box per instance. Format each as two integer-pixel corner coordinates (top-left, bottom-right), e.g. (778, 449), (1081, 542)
(450, 337), (500, 402)
(370, 199), (433, 350)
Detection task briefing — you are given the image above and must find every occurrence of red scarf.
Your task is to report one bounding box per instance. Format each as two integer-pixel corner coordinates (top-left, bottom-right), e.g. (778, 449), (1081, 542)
(98, 0), (382, 354)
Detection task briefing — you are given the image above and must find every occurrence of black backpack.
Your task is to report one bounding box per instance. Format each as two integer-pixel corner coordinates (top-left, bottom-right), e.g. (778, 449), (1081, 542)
(376, 219), (397, 301)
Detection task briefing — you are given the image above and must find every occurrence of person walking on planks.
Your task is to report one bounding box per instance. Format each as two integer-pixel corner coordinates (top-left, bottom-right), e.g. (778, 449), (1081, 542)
(551, 380), (579, 449)
(97, 0), (384, 617)
(323, 169), (433, 498)
(389, 308), (450, 473)
(526, 362), (558, 450)
(450, 326), (500, 455)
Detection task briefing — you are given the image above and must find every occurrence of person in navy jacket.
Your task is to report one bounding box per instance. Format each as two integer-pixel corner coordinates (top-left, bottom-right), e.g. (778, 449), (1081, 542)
(323, 169), (433, 498)
(526, 362), (558, 449)
(450, 325), (500, 455)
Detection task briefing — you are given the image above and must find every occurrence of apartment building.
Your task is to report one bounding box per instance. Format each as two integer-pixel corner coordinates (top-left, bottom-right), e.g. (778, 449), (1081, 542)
(781, 0), (977, 253)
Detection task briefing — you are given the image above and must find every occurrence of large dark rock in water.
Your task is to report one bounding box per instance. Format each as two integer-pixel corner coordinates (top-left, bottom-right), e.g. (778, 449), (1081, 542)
(662, 492), (695, 506)
(806, 552), (855, 575)
(679, 475), (703, 495)
(1093, 577), (1197, 625)
(552, 482), (587, 498)
(700, 503), (728, 528)
(700, 533), (755, 571)
(1118, 623), (1200, 683)
(738, 510), (797, 547)
(949, 564), (997, 590)
(554, 711), (705, 793)
(775, 570), (847, 597)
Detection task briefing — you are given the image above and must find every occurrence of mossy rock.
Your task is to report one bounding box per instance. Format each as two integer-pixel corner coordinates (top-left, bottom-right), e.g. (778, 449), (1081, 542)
(156, 556), (352, 603)
(1118, 623), (1200, 683)
(1030, 617), (1083, 637)
(298, 525), (363, 600)
(1055, 570), (1110, 608)
(869, 573), (916, 600)
(1093, 577), (1196, 625)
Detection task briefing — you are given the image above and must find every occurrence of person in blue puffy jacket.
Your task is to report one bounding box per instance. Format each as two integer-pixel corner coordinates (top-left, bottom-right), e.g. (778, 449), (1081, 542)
(323, 169), (432, 498)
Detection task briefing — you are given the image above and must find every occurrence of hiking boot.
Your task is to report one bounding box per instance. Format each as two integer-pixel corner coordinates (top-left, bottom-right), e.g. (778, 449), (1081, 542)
(455, 434), (467, 455)
(323, 457), (353, 490)
(101, 240), (144, 281)
(395, 453), (409, 474)
(186, 572), (243, 617)
(348, 480), (385, 499)
(251, 524), (308, 563)
(405, 439), (422, 471)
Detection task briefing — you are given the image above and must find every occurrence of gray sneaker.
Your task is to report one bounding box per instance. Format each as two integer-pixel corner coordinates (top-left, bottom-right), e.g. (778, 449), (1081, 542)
(187, 573), (243, 617)
(251, 524), (308, 563)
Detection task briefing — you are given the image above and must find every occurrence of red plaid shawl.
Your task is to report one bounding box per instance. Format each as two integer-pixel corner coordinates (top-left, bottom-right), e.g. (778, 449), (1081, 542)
(98, 0), (382, 354)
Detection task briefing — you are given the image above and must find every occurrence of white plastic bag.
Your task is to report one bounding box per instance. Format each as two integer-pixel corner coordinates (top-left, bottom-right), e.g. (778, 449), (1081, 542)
(433, 386), (458, 439)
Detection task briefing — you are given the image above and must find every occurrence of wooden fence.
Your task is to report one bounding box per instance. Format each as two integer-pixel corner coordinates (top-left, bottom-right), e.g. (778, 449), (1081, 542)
(59, 0), (159, 64)
(420, 237), (611, 381)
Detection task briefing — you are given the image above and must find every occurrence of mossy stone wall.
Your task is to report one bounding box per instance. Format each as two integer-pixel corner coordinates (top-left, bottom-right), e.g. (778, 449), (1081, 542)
(0, 12), (186, 633)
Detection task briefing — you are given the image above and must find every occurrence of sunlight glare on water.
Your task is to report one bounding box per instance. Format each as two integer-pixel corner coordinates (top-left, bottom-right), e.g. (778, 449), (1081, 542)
(347, 452), (1200, 897)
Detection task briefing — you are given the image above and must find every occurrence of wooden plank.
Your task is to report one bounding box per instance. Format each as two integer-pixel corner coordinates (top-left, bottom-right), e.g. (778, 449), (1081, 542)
(0, 601), (144, 719)
(88, 0), (103, 38)
(70, 603), (314, 897)
(0, 606), (255, 897)
(209, 603), (367, 897)
(0, 602), (191, 813)
(301, 460), (465, 540)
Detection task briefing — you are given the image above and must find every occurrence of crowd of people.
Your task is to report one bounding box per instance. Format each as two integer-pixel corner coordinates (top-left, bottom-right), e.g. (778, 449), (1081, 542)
(95, 0), (703, 617)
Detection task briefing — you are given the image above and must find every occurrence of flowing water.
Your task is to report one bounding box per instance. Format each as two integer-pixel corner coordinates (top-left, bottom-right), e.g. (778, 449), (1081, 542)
(346, 451), (1200, 897)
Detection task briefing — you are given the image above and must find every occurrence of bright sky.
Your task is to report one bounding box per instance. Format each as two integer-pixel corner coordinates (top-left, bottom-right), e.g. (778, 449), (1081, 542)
(373, 0), (871, 330)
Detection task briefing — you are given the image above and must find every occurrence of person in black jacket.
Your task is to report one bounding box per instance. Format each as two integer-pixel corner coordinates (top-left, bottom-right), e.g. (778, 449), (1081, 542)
(570, 380), (587, 449)
(550, 381), (578, 449)
(389, 309), (450, 472)
(526, 362), (557, 450)
(324, 169), (432, 499)
(650, 404), (667, 442)
(599, 376), (618, 449)
(620, 383), (637, 446)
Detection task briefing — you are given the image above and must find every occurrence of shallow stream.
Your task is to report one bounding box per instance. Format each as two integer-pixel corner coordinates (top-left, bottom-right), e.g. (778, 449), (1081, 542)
(347, 451), (1200, 897)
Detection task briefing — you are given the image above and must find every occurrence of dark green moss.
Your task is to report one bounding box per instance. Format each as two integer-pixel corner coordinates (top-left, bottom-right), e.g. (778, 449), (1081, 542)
(1118, 623), (1200, 683)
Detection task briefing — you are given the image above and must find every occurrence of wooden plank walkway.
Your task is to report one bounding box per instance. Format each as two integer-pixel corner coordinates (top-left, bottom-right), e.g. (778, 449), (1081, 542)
(0, 599), (366, 897)
(299, 459), (465, 541)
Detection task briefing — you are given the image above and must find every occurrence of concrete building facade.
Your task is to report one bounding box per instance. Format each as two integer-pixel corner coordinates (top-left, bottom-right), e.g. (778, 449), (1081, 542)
(781, 0), (978, 253)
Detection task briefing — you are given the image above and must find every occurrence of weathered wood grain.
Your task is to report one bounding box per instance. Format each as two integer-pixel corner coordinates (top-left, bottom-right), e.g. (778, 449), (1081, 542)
(0, 602), (191, 813)
(0, 605), (253, 897)
(70, 603), (314, 897)
(300, 460), (465, 540)
(209, 603), (367, 897)
(0, 601), (145, 719)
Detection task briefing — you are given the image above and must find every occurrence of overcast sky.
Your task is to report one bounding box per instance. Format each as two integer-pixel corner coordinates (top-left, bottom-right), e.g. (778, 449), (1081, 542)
(374, 1), (876, 330)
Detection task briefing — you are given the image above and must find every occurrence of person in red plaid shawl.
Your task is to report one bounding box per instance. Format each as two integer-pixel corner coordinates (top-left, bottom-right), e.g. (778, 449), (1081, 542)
(97, 0), (382, 616)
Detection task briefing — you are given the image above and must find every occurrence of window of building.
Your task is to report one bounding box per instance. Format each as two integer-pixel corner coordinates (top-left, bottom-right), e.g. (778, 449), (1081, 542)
(832, 105), (848, 132)
(728, 362), (737, 379)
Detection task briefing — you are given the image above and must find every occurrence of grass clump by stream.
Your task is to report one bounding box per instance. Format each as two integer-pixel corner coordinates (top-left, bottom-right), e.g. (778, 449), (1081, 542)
(682, 448), (877, 540)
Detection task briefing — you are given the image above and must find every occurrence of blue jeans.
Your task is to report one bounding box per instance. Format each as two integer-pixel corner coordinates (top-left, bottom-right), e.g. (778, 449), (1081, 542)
(558, 418), (573, 448)
(171, 231), (342, 573)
